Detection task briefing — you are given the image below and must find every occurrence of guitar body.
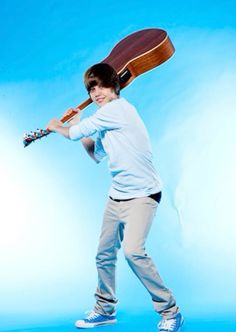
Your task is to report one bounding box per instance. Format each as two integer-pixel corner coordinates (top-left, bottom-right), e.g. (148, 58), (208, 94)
(103, 28), (174, 88)
(23, 28), (175, 147)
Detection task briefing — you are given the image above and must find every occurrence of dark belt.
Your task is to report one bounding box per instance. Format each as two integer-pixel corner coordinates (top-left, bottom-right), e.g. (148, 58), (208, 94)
(109, 191), (162, 203)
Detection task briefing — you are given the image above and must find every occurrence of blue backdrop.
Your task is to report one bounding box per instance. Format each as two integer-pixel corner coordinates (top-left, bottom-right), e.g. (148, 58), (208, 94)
(0, 0), (236, 331)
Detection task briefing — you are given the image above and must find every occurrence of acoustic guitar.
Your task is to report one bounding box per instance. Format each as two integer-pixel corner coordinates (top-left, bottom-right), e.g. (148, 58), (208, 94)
(23, 28), (175, 147)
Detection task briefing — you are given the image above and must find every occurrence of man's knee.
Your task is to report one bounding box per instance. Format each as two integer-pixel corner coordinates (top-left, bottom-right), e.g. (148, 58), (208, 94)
(123, 245), (146, 262)
(96, 249), (117, 267)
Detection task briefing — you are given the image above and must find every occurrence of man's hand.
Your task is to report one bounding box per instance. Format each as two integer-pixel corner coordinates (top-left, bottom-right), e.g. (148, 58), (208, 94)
(46, 118), (70, 138)
(63, 108), (81, 126)
(47, 118), (64, 132)
(46, 107), (81, 139)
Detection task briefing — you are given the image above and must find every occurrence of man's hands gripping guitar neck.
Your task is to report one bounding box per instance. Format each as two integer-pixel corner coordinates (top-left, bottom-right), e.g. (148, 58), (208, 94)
(46, 108), (81, 139)
(47, 108), (97, 162)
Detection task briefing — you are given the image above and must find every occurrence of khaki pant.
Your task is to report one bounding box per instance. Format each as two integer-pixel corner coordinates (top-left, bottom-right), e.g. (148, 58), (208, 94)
(94, 196), (179, 318)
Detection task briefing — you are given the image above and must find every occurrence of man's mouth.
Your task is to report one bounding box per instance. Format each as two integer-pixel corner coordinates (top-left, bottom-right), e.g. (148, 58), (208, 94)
(96, 97), (105, 104)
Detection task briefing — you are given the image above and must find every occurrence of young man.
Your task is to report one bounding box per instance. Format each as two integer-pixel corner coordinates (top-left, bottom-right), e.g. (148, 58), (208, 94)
(47, 63), (183, 332)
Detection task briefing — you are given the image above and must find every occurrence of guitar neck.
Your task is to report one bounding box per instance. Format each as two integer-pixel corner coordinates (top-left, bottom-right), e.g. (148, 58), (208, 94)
(60, 97), (92, 123)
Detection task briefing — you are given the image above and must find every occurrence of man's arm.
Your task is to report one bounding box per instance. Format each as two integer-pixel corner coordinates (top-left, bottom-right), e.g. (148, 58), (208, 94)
(46, 108), (81, 138)
(47, 109), (99, 162)
(80, 137), (99, 163)
(47, 119), (70, 138)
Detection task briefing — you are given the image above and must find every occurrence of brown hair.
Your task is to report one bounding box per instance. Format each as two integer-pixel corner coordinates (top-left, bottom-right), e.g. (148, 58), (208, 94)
(84, 63), (120, 95)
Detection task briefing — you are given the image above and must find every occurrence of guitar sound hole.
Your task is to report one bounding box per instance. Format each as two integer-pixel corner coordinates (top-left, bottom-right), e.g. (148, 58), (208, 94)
(119, 69), (132, 84)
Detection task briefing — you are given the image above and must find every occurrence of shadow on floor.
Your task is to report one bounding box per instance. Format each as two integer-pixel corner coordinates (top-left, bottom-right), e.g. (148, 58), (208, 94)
(4, 312), (236, 332)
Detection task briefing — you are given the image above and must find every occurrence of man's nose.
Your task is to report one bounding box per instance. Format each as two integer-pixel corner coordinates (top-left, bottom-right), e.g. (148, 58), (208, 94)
(94, 87), (101, 96)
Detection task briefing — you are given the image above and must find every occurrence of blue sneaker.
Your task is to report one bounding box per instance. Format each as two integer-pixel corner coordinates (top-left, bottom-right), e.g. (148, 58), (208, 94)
(75, 310), (117, 328)
(158, 313), (184, 332)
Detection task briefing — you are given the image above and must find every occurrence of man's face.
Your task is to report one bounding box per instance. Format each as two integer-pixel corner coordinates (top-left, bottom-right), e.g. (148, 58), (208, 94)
(89, 85), (118, 107)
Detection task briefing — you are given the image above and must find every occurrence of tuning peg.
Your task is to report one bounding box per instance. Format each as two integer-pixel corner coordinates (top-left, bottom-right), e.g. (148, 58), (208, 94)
(42, 129), (48, 135)
(35, 129), (41, 138)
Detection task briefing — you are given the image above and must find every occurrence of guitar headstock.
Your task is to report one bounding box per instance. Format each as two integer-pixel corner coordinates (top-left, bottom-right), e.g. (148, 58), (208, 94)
(23, 129), (50, 148)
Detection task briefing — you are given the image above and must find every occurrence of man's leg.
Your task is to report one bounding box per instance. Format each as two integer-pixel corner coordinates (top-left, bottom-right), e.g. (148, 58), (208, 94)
(94, 198), (124, 315)
(121, 197), (179, 319)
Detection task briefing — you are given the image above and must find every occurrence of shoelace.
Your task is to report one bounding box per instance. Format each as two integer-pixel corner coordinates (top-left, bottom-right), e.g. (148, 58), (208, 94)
(158, 317), (176, 331)
(85, 310), (100, 321)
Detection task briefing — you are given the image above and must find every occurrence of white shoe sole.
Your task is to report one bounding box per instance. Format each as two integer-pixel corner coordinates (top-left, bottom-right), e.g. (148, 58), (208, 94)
(75, 319), (117, 328)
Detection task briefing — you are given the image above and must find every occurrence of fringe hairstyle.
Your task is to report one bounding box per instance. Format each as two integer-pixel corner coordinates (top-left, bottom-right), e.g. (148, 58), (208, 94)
(84, 63), (120, 95)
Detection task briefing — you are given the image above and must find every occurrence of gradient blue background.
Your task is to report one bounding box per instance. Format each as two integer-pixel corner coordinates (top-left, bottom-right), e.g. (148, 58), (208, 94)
(1, 0), (236, 331)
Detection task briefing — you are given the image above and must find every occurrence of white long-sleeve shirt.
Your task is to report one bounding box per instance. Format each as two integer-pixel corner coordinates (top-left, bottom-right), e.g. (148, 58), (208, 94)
(69, 97), (162, 199)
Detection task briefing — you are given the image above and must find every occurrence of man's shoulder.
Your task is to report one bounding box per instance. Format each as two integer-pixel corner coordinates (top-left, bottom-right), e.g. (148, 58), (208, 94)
(111, 97), (136, 112)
